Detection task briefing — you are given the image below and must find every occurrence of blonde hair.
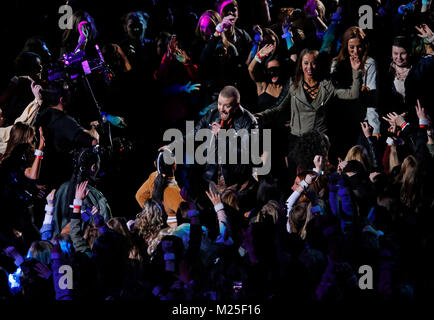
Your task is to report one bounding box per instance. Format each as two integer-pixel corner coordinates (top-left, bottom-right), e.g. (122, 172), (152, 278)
(135, 200), (165, 246)
(289, 201), (314, 240)
(255, 200), (280, 224)
(0, 122), (35, 164)
(345, 145), (372, 172)
(221, 188), (240, 211)
(196, 10), (221, 40)
(394, 155), (419, 209)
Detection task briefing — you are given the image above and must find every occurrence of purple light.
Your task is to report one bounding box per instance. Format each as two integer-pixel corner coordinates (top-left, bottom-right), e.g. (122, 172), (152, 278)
(71, 74), (78, 79)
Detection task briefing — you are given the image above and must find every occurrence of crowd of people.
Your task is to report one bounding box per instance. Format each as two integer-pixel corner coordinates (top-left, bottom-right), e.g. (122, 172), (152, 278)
(0, 0), (433, 302)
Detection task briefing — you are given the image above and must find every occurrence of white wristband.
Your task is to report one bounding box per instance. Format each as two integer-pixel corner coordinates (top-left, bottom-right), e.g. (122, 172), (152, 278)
(164, 253), (176, 261)
(215, 24), (225, 33)
(386, 137), (395, 146)
(34, 149), (44, 157)
(44, 205), (54, 213)
(300, 180), (309, 190)
(254, 56), (263, 63)
(214, 203), (224, 212)
(43, 214), (53, 225)
(73, 199), (83, 206)
(313, 168), (324, 175)
(420, 118), (429, 126)
(167, 216), (177, 224)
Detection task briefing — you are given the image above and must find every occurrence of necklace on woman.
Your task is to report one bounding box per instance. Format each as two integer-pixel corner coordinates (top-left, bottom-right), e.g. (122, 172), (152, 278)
(303, 80), (319, 100)
(394, 64), (411, 81)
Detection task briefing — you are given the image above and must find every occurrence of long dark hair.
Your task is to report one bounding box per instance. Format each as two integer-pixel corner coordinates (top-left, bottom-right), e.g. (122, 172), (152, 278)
(292, 48), (319, 89)
(152, 149), (175, 204)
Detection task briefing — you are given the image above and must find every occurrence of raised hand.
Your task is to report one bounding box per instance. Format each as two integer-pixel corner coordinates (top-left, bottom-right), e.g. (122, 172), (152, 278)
(258, 43), (275, 58)
(31, 81), (43, 101)
(305, 172), (318, 185)
(361, 121), (373, 138)
(167, 35), (178, 57)
(34, 262), (52, 279)
(415, 24), (434, 39)
(175, 49), (189, 64)
(415, 99), (430, 123)
(182, 81), (201, 94)
(304, 0), (318, 17)
(205, 185), (222, 206)
(337, 158), (348, 173)
(253, 25), (263, 43)
(282, 17), (291, 34)
(216, 15), (236, 32)
(38, 127), (45, 150)
(313, 155), (324, 171)
(75, 181), (89, 201)
(46, 189), (56, 205)
(382, 112), (406, 127)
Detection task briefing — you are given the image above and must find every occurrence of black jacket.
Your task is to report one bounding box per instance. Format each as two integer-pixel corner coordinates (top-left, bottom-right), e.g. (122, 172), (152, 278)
(192, 104), (259, 186)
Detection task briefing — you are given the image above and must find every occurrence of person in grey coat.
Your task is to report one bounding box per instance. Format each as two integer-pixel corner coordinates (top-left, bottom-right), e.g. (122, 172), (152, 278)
(256, 48), (362, 137)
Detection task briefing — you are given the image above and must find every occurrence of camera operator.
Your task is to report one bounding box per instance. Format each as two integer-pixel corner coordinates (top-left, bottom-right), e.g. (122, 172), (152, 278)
(35, 80), (99, 188)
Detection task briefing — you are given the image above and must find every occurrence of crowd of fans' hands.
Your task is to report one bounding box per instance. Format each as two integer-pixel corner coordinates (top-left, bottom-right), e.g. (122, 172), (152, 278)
(166, 35), (201, 94)
(383, 112), (407, 128)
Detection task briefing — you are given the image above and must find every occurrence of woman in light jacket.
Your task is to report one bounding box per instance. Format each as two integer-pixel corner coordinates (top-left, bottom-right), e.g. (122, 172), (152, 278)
(256, 48), (362, 137)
